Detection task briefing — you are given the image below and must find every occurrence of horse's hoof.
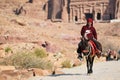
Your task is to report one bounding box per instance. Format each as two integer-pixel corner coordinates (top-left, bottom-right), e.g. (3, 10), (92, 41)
(52, 71), (55, 75)
(87, 72), (93, 75)
(87, 70), (93, 75)
(90, 70), (93, 73)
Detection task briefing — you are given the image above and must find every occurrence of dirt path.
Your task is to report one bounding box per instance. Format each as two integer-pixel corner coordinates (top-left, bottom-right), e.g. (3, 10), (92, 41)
(28, 60), (120, 80)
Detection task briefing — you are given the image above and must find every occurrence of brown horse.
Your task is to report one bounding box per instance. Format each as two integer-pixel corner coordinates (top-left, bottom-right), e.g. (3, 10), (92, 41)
(77, 38), (102, 74)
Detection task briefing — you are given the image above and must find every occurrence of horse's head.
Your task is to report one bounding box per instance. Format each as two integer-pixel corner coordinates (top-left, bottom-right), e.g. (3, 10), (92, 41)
(81, 39), (102, 57)
(81, 38), (88, 47)
(80, 38), (91, 56)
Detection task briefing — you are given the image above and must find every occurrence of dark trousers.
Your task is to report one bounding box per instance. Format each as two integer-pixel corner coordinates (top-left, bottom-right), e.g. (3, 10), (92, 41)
(92, 39), (102, 51)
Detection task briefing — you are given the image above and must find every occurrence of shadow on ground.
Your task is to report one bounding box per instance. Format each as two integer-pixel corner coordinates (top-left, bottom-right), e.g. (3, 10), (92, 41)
(48, 73), (87, 77)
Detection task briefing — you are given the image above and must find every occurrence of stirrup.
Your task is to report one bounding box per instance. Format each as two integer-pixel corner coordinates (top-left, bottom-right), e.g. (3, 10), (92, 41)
(78, 57), (83, 61)
(78, 55), (83, 60)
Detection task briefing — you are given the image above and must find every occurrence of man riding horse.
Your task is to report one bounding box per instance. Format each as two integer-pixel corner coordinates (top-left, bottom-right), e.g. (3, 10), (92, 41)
(77, 18), (102, 60)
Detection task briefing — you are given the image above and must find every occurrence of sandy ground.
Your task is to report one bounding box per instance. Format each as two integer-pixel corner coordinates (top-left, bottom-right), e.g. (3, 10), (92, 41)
(28, 60), (120, 80)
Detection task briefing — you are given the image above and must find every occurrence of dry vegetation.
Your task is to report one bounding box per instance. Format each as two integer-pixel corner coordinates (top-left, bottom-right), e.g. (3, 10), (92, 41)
(0, 0), (120, 79)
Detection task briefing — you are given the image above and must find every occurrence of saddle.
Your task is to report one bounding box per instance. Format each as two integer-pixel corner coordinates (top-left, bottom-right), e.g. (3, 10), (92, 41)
(88, 40), (101, 58)
(81, 39), (101, 58)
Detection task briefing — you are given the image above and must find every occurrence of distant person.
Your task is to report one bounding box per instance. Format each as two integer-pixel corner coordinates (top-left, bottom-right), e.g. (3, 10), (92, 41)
(106, 49), (120, 61)
(14, 6), (26, 15)
(77, 18), (102, 60)
(26, 0), (33, 3)
(29, 0), (33, 3)
(106, 49), (112, 61)
(42, 41), (56, 53)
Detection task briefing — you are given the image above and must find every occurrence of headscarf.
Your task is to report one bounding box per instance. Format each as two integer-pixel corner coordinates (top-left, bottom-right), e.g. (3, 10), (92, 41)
(87, 18), (93, 26)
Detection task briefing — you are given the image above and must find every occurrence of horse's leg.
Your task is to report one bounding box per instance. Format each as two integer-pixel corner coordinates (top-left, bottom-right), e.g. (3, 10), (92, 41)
(89, 56), (95, 73)
(86, 57), (91, 74)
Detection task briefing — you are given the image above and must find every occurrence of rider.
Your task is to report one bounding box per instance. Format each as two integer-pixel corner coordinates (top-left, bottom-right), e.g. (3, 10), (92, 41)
(77, 18), (100, 60)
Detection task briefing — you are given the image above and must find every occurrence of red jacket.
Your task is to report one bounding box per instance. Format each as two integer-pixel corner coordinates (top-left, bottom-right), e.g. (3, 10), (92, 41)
(81, 25), (97, 40)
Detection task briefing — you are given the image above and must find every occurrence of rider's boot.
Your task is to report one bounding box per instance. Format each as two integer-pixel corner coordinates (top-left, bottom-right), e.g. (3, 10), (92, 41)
(96, 49), (102, 58)
(78, 53), (83, 60)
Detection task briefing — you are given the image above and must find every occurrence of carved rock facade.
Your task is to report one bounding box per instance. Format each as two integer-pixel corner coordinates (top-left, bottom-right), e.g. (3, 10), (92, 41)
(69, 0), (115, 22)
(45, 0), (120, 22)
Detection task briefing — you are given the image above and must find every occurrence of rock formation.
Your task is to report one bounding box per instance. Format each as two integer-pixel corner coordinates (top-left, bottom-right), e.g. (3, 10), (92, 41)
(0, 0), (120, 22)
(115, 0), (120, 19)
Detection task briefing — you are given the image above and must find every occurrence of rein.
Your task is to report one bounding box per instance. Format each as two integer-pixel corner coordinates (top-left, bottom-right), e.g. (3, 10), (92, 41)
(84, 45), (91, 57)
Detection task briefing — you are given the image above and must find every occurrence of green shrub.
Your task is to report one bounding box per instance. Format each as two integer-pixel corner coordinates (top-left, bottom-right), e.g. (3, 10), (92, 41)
(1, 52), (52, 69)
(34, 48), (47, 58)
(61, 60), (71, 68)
(5, 47), (12, 53)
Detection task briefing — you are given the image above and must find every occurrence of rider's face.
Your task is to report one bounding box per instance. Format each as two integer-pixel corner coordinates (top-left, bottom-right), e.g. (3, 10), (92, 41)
(88, 22), (92, 27)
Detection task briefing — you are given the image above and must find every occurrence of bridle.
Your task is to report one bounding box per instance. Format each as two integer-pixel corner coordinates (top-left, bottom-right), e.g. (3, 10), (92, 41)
(81, 38), (94, 58)
(83, 43), (92, 57)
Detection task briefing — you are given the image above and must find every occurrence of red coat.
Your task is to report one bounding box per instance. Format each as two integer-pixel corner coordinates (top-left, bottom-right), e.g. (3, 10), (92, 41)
(81, 26), (97, 40)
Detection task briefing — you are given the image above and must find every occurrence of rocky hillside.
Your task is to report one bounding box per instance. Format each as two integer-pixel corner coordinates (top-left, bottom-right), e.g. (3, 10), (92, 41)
(0, 0), (120, 80)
